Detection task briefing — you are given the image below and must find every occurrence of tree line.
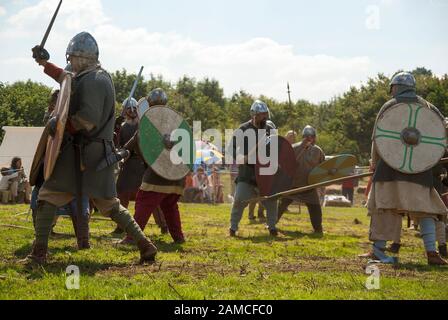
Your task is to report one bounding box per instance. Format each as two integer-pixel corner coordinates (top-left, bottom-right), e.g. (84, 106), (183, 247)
(1, 67), (447, 164)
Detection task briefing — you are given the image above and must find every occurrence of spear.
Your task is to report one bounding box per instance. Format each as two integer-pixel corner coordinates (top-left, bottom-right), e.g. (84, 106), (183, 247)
(287, 82), (298, 139)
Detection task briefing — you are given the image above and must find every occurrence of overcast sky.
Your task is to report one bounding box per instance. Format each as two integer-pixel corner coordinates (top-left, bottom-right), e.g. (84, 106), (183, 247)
(0, 0), (447, 102)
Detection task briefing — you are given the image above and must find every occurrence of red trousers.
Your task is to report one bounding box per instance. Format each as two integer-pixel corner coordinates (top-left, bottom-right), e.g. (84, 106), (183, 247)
(118, 190), (137, 209)
(128, 190), (184, 241)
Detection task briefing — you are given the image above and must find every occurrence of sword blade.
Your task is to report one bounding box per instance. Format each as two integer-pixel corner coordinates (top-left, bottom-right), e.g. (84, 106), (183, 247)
(40, 0), (63, 48)
(124, 66), (144, 110)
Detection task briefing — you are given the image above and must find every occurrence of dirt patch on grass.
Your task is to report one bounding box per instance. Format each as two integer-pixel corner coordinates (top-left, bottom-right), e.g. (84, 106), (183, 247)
(94, 255), (441, 280)
(97, 261), (237, 279)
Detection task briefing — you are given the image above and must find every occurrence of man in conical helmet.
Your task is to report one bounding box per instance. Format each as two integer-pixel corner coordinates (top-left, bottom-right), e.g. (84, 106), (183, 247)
(277, 125), (326, 234)
(27, 32), (158, 264)
(360, 71), (447, 265)
(227, 100), (279, 237)
(115, 97), (144, 208)
(119, 88), (186, 244)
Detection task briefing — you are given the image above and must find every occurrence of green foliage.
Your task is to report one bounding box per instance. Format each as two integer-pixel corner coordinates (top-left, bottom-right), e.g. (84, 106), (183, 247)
(0, 80), (51, 142)
(2, 67), (448, 164)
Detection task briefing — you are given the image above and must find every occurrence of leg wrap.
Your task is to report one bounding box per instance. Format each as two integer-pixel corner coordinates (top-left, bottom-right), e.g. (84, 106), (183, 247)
(420, 217), (437, 252)
(35, 201), (58, 246)
(435, 220), (446, 246)
(110, 205), (146, 243)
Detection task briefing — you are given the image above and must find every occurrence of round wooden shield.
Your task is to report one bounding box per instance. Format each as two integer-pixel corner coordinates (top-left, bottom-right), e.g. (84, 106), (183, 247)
(137, 97), (149, 119)
(374, 102), (447, 174)
(308, 154), (357, 185)
(255, 136), (296, 197)
(44, 74), (71, 180)
(139, 106), (194, 181)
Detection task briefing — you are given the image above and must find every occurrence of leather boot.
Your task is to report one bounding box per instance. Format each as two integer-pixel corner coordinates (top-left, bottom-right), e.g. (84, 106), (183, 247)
(21, 241), (48, 265)
(71, 213), (90, 250)
(387, 243), (401, 254)
(137, 238), (158, 264)
(438, 244), (447, 258)
(427, 251), (448, 266)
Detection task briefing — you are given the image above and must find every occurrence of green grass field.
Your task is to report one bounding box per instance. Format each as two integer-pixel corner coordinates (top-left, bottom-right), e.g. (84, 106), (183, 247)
(0, 202), (447, 300)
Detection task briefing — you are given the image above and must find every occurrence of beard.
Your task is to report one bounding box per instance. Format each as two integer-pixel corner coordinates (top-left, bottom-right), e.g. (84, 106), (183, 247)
(259, 119), (267, 128)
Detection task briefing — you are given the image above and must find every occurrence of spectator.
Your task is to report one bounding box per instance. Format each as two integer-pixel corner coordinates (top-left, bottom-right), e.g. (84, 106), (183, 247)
(183, 172), (200, 203)
(341, 178), (355, 205)
(193, 167), (211, 203)
(0, 167), (19, 203)
(9, 157), (31, 204)
(209, 166), (224, 204)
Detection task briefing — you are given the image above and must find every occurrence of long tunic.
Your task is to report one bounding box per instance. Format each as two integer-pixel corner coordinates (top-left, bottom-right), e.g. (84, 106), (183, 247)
(42, 65), (117, 198)
(116, 120), (146, 194)
(286, 141), (325, 204)
(368, 89), (447, 220)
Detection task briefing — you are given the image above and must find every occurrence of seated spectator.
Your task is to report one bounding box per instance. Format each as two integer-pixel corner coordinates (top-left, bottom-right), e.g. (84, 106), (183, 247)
(9, 157), (31, 203)
(193, 167), (211, 203)
(182, 171), (201, 203)
(0, 167), (20, 203)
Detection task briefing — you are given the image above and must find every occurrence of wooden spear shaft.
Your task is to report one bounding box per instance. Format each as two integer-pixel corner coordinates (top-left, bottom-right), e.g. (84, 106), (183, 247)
(250, 171), (374, 202)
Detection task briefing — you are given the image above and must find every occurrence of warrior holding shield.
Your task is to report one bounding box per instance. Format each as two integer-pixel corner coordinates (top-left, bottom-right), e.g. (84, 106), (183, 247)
(119, 88), (188, 244)
(227, 100), (294, 237)
(277, 126), (326, 234)
(112, 97), (169, 235)
(25, 32), (158, 264)
(361, 72), (447, 265)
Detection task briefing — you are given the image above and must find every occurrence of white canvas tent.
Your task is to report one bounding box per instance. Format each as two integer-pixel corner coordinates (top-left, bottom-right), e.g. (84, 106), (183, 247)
(0, 126), (45, 177)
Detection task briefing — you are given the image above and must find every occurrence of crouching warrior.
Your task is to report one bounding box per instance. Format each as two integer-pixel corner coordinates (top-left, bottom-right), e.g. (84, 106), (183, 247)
(26, 32), (157, 264)
(363, 72), (448, 265)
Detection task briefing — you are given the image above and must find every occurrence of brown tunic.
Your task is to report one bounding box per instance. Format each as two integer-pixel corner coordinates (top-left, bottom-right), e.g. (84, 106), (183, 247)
(286, 141), (325, 205)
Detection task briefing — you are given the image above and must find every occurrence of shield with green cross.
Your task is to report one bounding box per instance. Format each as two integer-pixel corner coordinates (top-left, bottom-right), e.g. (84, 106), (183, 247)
(138, 105), (195, 181)
(374, 102), (447, 174)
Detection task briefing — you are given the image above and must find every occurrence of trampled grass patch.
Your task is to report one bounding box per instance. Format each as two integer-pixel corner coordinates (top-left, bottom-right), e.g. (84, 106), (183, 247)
(0, 203), (447, 300)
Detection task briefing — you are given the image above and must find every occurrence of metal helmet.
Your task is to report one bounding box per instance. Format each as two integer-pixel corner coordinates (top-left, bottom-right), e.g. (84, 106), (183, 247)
(66, 32), (99, 60)
(122, 98), (138, 113)
(390, 72), (416, 89)
(302, 125), (316, 138)
(250, 100), (270, 117)
(147, 88), (168, 107)
(266, 120), (276, 129)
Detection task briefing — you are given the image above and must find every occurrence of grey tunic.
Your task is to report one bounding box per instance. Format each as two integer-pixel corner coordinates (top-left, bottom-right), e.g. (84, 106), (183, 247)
(42, 66), (117, 198)
(116, 121), (146, 194)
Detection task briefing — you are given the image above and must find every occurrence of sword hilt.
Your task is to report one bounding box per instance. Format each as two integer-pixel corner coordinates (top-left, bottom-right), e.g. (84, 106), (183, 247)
(32, 45), (50, 61)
